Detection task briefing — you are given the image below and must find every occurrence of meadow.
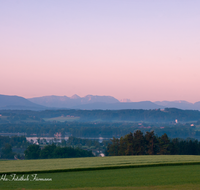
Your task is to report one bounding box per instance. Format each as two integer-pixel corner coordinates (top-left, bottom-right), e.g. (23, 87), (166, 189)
(1, 155), (200, 174)
(1, 155), (200, 190)
(1, 165), (200, 189)
(43, 116), (80, 122)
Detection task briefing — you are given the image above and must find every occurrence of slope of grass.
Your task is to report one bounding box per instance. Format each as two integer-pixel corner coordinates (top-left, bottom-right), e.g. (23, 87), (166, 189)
(1, 155), (200, 174)
(1, 165), (200, 189)
(43, 116), (80, 122)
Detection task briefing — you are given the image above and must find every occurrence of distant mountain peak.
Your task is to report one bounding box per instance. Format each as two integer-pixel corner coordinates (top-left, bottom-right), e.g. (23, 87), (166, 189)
(82, 95), (120, 104)
(173, 100), (192, 104)
(120, 99), (131, 102)
(71, 94), (81, 99)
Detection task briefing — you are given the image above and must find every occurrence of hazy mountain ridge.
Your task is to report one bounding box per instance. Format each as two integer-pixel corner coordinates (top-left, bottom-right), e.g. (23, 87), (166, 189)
(28, 96), (200, 110)
(28, 95), (165, 110)
(72, 101), (164, 110)
(1, 94), (200, 110)
(154, 100), (200, 110)
(28, 95), (119, 108)
(0, 94), (46, 110)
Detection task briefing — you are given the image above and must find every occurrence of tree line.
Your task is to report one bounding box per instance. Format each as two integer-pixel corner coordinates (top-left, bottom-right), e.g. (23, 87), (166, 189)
(105, 130), (200, 156)
(24, 144), (94, 159)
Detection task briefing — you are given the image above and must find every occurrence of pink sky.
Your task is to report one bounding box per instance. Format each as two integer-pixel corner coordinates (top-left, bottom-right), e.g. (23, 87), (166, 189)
(0, 1), (200, 103)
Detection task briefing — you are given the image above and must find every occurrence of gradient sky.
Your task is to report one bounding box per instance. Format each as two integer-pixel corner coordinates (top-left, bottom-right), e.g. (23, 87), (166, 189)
(1, 0), (200, 102)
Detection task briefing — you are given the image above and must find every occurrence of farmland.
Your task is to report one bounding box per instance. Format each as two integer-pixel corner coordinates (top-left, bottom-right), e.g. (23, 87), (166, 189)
(1, 155), (200, 174)
(43, 116), (80, 122)
(0, 155), (200, 189)
(0, 165), (200, 189)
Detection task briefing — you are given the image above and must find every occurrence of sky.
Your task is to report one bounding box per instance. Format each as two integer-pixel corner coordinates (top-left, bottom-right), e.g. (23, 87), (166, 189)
(0, 0), (200, 103)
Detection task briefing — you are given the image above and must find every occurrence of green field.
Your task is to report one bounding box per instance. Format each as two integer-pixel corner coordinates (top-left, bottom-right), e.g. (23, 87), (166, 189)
(1, 155), (200, 174)
(43, 116), (80, 122)
(1, 155), (200, 190)
(1, 165), (200, 189)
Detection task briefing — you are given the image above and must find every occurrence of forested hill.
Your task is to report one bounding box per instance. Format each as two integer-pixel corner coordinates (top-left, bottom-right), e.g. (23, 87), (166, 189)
(1, 108), (200, 123)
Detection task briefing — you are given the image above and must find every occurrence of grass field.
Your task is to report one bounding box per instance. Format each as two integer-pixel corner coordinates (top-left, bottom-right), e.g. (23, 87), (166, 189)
(1, 155), (200, 174)
(1, 165), (200, 189)
(1, 155), (200, 190)
(43, 116), (80, 122)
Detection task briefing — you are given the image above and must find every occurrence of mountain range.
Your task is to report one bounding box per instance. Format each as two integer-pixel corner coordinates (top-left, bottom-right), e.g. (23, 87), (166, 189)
(0, 94), (46, 110)
(28, 95), (165, 110)
(0, 94), (200, 110)
(28, 94), (119, 108)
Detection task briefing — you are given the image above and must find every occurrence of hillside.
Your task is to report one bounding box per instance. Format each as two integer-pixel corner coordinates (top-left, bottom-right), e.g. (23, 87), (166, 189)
(1, 155), (200, 174)
(0, 94), (46, 110)
(28, 94), (120, 108)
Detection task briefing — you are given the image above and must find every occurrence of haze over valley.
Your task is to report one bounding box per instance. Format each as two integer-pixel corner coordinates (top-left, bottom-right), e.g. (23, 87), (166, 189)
(1, 94), (200, 111)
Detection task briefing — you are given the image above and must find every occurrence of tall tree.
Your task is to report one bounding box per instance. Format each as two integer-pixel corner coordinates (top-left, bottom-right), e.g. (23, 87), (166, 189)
(125, 132), (135, 155)
(118, 137), (127, 155)
(106, 137), (119, 156)
(24, 144), (41, 159)
(145, 131), (158, 155)
(134, 130), (145, 155)
(158, 133), (170, 155)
